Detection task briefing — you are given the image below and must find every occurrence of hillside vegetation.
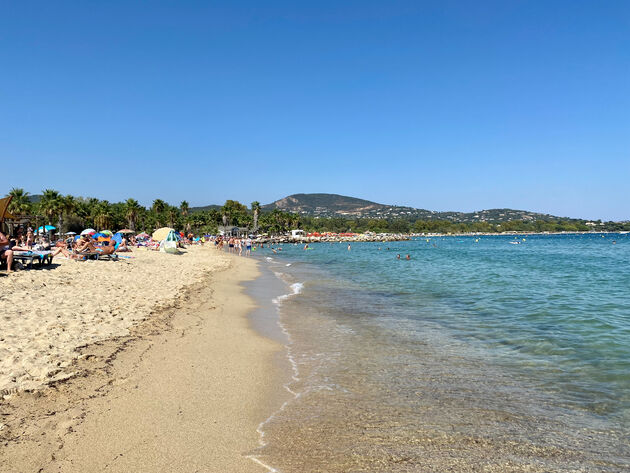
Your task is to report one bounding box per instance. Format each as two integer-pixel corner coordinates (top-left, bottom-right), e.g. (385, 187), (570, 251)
(5, 189), (626, 236)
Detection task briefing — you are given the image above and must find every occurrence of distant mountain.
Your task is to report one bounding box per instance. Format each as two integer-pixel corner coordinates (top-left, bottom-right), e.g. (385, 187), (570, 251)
(262, 193), (387, 215)
(262, 193), (567, 223)
(189, 204), (222, 213)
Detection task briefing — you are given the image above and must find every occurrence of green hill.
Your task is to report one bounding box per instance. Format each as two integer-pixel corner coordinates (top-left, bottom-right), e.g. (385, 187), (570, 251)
(262, 193), (567, 223)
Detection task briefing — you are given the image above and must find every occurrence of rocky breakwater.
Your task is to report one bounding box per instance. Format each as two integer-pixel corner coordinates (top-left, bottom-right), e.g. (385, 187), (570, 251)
(256, 233), (410, 244)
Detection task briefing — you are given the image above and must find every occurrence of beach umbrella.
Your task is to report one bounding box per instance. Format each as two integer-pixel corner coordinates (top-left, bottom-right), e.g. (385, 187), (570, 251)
(65, 231), (77, 235)
(37, 225), (56, 233)
(100, 230), (114, 236)
(81, 228), (96, 236)
(152, 227), (175, 241)
(136, 232), (149, 238)
(0, 196), (16, 223)
(93, 232), (112, 242)
(117, 229), (134, 234)
(112, 232), (123, 246)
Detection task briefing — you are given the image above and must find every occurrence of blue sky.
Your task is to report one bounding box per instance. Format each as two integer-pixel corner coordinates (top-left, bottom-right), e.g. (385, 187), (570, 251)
(2, 1), (628, 220)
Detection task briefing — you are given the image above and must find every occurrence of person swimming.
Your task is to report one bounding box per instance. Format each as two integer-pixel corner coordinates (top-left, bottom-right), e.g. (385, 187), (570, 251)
(396, 254), (401, 260)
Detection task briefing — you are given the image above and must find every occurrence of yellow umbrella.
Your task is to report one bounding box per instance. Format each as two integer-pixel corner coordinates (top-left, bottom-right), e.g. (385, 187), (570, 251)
(0, 196), (16, 222)
(152, 227), (175, 241)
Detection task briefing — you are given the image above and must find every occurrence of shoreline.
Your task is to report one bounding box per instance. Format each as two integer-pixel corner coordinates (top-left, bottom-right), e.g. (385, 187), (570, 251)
(0, 251), (286, 473)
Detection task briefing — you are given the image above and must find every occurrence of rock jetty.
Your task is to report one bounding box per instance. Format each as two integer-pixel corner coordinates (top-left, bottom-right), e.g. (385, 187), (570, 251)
(255, 233), (410, 244)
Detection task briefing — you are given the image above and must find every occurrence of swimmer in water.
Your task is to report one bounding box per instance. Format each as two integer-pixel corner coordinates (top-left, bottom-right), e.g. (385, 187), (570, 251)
(396, 254), (401, 260)
(406, 254), (411, 260)
(304, 244), (309, 250)
(347, 244), (351, 251)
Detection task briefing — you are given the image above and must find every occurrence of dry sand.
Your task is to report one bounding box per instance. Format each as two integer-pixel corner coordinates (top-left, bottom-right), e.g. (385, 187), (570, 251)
(0, 247), (285, 472)
(0, 246), (230, 394)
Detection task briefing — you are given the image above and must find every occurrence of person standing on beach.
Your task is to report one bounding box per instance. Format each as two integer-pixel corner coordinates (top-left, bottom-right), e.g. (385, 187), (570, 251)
(245, 237), (252, 256)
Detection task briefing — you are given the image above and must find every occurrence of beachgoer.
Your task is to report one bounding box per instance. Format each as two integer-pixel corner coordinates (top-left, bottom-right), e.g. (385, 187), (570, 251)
(406, 254), (411, 260)
(245, 238), (252, 256)
(0, 231), (14, 272)
(396, 254), (401, 260)
(117, 237), (131, 252)
(304, 244), (309, 250)
(347, 244), (351, 251)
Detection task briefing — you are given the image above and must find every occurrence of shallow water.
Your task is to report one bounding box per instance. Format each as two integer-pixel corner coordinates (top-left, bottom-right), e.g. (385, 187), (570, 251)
(250, 234), (630, 472)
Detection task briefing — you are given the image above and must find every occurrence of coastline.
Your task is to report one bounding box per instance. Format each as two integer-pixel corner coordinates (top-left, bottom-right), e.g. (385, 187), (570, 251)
(252, 230), (627, 245)
(0, 250), (285, 472)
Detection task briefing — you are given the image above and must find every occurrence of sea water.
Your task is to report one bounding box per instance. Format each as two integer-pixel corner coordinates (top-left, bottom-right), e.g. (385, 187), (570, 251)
(251, 234), (629, 472)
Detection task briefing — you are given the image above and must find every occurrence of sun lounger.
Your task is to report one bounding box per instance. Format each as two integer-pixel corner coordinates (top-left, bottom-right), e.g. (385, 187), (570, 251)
(12, 250), (54, 268)
(75, 251), (119, 261)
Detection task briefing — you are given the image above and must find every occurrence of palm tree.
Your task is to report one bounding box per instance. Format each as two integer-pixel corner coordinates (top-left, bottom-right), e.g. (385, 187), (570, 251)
(39, 189), (63, 226)
(167, 206), (179, 228)
(94, 201), (112, 230)
(7, 188), (32, 216)
(124, 198), (142, 231)
(180, 201), (191, 232)
(251, 201), (260, 233)
(57, 195), (76, 234)
(180, 201), (189, 217)
(152, 199), (166, 214)
(152, 199), (167, 226)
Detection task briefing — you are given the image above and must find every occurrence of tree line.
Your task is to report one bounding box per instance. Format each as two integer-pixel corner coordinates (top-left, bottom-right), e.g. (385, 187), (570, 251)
(5, 188), (628, 236)
(4, 188), (299, 236)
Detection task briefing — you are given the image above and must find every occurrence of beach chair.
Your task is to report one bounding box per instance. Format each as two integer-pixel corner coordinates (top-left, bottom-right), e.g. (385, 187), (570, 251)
(96, 252), (119, 261)
(11, 250), (54, 269)
(75, 250), (119, 261)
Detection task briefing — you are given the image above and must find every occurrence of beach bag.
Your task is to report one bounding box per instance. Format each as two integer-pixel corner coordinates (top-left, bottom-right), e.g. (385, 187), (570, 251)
(162, 240), (178, 254)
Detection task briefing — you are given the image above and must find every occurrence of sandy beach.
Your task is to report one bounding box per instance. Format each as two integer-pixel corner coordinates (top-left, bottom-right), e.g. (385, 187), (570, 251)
(0, 247), (284, 472)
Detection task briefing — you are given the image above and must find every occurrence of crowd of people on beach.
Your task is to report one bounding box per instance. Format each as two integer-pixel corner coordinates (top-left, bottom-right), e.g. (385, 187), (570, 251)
(214, 236), (253, 256)
(0, 224), (213, 274)
(2, 224), (417, 274)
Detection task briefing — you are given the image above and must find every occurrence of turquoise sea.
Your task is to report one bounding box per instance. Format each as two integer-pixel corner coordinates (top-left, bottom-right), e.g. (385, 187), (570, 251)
(251, 233), (629, 472)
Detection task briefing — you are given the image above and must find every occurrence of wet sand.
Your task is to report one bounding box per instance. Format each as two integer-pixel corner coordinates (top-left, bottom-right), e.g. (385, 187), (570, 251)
(0, 253), (284, 472)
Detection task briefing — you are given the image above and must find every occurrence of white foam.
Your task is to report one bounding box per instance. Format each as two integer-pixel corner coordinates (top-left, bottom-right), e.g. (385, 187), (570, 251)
(271, 282), (304, 305)
(289, 282), (304, 295)
(248, 276), (306, 472)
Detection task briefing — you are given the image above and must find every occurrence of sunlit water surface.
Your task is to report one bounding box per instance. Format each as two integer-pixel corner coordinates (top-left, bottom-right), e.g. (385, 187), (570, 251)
(251, 234), (629, 472)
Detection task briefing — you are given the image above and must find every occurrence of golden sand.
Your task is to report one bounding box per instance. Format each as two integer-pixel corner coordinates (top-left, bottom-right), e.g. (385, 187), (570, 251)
(0, 246), (231, 393)
(0, 248), (283, 472)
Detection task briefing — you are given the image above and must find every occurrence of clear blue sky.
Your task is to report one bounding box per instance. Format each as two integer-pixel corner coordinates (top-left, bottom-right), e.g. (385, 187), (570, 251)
(2, 1), (628, 220)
